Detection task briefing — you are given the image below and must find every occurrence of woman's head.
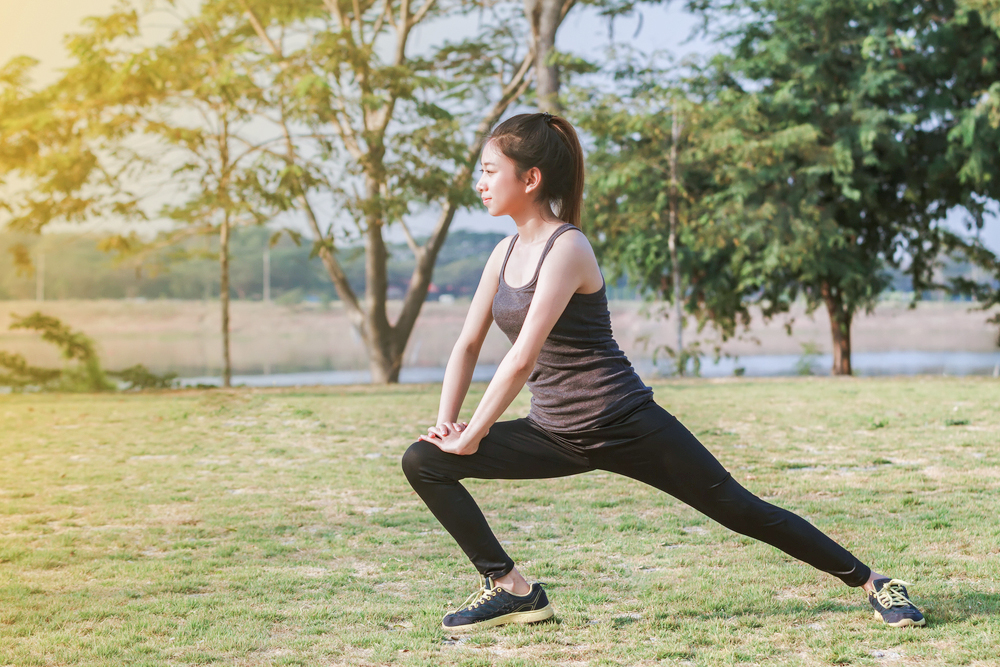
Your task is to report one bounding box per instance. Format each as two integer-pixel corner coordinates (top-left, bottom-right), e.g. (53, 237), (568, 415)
(477, 112), (585, 227)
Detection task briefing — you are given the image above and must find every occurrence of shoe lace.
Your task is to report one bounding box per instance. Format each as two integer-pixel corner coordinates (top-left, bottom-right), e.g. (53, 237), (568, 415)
(457, 576), (490, 611)
(874, 579), (916, 609)
(469, 587), (499, 610)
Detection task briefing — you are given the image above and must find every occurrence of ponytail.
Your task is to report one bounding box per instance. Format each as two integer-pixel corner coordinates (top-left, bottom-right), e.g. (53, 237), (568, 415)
(487, 113), (586, 228)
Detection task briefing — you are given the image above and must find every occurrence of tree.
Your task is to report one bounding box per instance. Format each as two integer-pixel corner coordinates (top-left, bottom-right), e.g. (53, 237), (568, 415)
(120, 5), (277, 388)
(683, 0), (1000, 374)
(4, 5), (283, 387)
(238, 0), (654, 381)
(579, 55), (775, 374)
(947, 0), (1000, 336)
(223, 0), (537, 383)
(3, 0), (657, 385)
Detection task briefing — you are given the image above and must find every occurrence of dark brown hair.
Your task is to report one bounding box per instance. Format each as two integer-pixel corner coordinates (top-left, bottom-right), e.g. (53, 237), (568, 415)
(487, 112), (585, 228)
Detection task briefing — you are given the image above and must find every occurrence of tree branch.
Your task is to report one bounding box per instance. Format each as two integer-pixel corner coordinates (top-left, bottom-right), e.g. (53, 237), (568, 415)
(374, 0), (436, 136)
(392, 49), (534, 345)
(239, 0), (282, 57)
(408, 0), (437, 30)
(371, 0), (393, 39)
(559, 0), (576, 22)
(398, 216), (423, 259)
(323, 0), (348, 31)
(352, 0), (366, 46)
(300, 188), (364, 321)
(275, 111), (363, 318)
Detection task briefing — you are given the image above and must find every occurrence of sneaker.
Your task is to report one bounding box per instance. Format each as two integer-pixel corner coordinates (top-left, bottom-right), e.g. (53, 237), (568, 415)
(442, 576), (554, 632)
(868, 578), (926, 627)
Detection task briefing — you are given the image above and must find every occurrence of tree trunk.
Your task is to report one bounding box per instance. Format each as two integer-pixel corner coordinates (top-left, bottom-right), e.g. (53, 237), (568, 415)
(219, 211), (232, 388)
(263, 242), (270, 303)
(35, 249), (44, 302)
(525, 0), (575, 112)
(821, 281), (853, 376)
(668, 107), (683, 374)
(363, 214), (395, 384)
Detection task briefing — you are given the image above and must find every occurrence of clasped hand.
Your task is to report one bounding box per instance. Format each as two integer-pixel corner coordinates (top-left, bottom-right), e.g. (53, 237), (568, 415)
(418, 421), (478, 455)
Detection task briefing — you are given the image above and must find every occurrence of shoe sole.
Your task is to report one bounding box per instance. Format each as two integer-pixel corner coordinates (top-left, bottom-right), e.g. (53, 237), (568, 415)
(442, 604), (555, 633)
(873, 611), (926, 627)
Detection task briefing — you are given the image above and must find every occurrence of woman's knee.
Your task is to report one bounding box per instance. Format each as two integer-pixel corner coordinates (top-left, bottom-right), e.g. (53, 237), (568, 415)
(401, 439), (443, 484)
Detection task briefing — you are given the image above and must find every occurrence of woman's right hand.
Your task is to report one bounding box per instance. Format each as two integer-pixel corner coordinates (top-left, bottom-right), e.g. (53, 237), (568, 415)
(422, 421), (468, 442)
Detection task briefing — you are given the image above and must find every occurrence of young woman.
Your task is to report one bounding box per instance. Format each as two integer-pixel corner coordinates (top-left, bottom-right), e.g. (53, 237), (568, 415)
(401, 112), (925, 632)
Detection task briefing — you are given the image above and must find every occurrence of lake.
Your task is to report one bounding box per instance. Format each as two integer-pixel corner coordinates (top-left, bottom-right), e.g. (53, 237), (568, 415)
(180, 350), (1000, 387)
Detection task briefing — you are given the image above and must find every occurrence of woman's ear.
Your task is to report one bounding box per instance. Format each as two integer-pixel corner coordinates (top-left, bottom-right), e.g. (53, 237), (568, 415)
(523, 166), (543, 194)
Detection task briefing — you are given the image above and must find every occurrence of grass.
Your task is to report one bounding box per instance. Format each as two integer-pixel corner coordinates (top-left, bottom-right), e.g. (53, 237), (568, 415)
(0, 377), (998, 666)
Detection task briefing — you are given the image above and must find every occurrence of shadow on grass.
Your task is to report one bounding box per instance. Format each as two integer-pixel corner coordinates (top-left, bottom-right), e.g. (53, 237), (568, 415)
(653, 589), (999, 628)
(667, 599), (858, 621)
(927, 590), (1000, 624)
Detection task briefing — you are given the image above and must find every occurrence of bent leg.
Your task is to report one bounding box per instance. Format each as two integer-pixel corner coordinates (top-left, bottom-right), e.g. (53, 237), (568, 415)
(588, 404), (871, 587)
(402, 419), (591, 579)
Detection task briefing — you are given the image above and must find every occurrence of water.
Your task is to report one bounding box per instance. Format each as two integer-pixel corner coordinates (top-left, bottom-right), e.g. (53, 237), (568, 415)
(178, 351), (1000, 387)
(636, 351), (1000, 379)
(180, 364), (501, 387)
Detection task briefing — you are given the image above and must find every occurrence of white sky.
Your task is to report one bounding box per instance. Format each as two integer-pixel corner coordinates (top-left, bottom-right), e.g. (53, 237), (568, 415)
(2, 0), (997, 253)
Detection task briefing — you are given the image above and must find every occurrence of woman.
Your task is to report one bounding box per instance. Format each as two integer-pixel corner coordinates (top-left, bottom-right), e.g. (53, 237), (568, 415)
(401, 112), (925, 632)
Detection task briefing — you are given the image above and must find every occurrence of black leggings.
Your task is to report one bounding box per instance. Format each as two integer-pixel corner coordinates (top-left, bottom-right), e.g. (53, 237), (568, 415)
(402, 400), (871, 587)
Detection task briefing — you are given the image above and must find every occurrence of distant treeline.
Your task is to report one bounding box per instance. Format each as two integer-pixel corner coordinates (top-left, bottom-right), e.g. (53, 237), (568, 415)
(0, 228), (978, 303)
(0, 229), (644, 302)
(0, 228), (514, 301)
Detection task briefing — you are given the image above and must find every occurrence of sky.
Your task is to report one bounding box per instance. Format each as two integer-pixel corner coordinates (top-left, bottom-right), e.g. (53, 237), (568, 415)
(0, 0), (128, 82)
(2, 0), (997, 253)
(0, 0), (707, 239)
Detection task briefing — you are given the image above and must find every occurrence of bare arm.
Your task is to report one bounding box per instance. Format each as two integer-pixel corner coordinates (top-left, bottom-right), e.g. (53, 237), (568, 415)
(426, 230), (602, 455)
(429, 239), (510, 433)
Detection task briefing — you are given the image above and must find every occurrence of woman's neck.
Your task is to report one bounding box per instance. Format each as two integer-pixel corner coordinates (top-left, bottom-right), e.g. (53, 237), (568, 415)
(511, 205), (563, 244)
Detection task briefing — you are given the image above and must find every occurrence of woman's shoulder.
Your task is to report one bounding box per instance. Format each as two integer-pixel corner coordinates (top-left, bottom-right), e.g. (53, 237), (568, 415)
(494, 234), (517, 251)
(481, 235), (517, 277)
(547, 224), (595, 259)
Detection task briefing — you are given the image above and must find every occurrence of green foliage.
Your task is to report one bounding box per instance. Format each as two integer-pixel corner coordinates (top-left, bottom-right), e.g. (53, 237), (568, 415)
(1, 0), (545, 382)
(108, 364), (178, 390)
(1, 312), (114, 391)
(793, 342), (821, 377)
(653, 340), (705, 377)
(697, 0), (1000, 361)
(577, 54), (762, 346)
(0, 351), (62, 388)
(583, 1), (1000, 373)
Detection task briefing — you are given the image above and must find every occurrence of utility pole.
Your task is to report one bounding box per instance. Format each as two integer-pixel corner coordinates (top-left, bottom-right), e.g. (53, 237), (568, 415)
(667, 106), (684, 374)
(35, 249), (45, 302)
(263, 241), (271, 303)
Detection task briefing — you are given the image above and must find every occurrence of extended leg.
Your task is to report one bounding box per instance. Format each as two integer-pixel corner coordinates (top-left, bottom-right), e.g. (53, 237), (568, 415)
(588, 403), (871, 587)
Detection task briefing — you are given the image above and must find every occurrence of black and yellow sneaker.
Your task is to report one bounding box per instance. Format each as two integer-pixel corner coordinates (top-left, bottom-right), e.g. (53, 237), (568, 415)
(442, 576), (554, 632)
(868, 579), (926, 627)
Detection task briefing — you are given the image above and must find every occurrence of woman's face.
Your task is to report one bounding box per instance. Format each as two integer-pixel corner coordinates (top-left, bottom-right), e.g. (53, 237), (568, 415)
(475, 141), (536, 218)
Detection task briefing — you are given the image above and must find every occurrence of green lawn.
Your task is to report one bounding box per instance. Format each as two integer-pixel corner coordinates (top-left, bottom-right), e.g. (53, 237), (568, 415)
(1, 377), (998, 666)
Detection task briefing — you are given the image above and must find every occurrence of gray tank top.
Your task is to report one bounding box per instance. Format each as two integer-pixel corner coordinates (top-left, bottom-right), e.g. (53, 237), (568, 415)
(491, 223), (653, 432)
